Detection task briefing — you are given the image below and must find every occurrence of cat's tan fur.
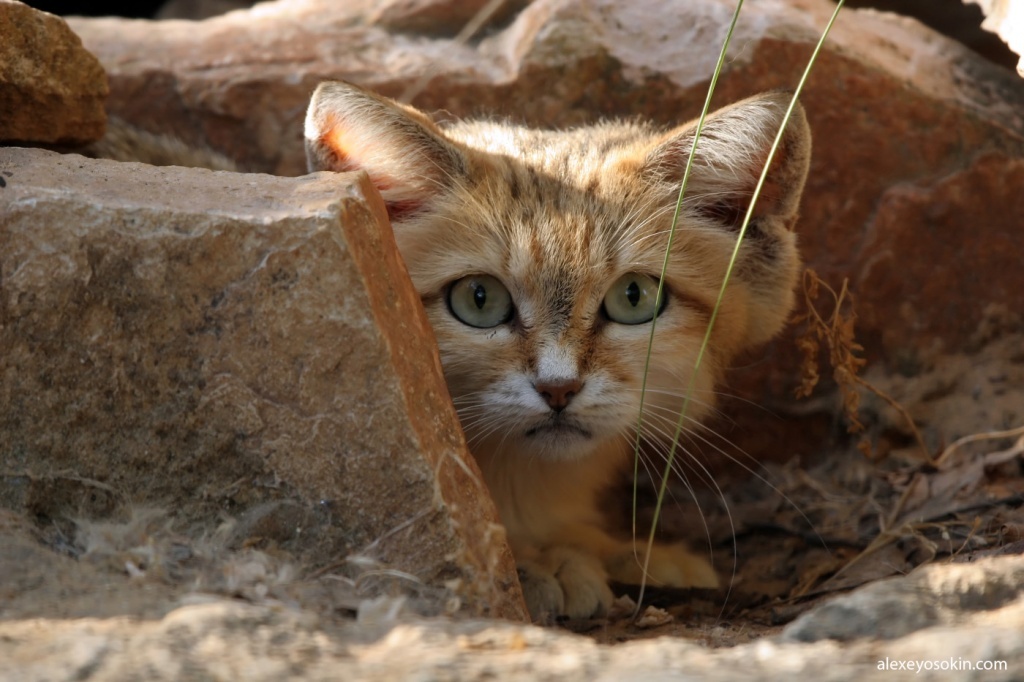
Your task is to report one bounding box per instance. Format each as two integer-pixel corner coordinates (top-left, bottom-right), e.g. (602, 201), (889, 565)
(306, 82), (811, 620)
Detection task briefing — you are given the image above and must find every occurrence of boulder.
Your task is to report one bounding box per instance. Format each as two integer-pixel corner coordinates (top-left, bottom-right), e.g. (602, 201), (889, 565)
(65, 0), (1024, 462)
(0, 146), (526, 621)
(0, 0), (108, 144)
(968, 0), (1024, 75)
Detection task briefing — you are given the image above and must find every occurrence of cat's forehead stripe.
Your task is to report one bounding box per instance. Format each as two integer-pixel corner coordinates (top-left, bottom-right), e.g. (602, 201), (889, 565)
(506, 167), (521, 201)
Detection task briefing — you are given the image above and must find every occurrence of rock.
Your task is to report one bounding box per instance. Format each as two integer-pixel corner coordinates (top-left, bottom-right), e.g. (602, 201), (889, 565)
(845, 1), (1020, 73)
(968, 0), (1024, 75)
(0, 147), (525, 621)
(783, 555), (1024, 642)
(2, 556), (1024, 680)
(156, 0), (256, 20)
(0, 0), (108, 144)
(852, 153), (1024, 357)
(65, 0), (1024, 465)
(367, 0), (531, 36)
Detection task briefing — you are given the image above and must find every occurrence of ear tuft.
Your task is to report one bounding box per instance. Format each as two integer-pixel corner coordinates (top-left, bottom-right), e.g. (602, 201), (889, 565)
(305, 81), (466, 221)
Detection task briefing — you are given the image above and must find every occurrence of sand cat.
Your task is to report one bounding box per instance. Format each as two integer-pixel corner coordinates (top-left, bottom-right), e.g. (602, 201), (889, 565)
(303, 81), (810, 621)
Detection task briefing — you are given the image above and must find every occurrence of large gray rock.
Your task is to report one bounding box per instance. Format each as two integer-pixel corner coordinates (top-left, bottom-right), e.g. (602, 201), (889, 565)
(0, 147), (526, 621)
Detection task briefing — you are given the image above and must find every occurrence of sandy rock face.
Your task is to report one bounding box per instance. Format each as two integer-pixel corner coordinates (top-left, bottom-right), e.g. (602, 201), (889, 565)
(67, 2), (1024, 447)
(0, 0), (108, 144)
(0, 147), (525, 621)
(852, 153), (1024, 355)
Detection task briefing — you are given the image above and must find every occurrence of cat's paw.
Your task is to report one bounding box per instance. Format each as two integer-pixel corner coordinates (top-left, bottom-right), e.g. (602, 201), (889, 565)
(517, 547), (614, 622)
(606, 542), (719, 589)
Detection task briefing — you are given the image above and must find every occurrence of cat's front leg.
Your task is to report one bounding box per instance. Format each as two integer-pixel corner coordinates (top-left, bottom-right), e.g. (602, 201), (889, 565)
(517, 547), (614, 621)
(605, 540), (720, 589)
(516, 540), (718, 622)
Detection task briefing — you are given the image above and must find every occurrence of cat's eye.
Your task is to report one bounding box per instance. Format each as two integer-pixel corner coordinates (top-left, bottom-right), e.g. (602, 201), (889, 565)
(447, 274), (514, 328)
(603, 273), (666, 325)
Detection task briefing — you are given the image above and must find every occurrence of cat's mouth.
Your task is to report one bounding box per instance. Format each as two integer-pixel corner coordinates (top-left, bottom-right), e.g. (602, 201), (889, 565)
(524, 419), (592, 440)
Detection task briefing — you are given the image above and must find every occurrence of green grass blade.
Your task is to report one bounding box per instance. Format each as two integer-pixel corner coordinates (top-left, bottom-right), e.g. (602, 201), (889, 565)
(633, 0), (846, 615)
(631, 0), (746, 549)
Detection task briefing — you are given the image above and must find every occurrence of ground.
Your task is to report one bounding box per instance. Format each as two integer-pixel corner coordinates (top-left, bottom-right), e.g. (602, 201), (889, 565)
(3, 324), (1022, 658)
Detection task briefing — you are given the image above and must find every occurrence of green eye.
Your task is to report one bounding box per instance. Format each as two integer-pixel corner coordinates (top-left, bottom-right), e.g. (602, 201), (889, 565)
(603, 273), (666, 325)
(447, 274), (514, 328)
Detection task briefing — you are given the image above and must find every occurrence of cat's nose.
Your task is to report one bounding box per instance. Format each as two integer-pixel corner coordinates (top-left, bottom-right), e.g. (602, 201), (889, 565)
(535, 378), (583, 413)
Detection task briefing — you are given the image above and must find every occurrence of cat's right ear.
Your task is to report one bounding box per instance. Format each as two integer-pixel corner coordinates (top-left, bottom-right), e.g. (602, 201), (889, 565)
(305, 81), (467, 220)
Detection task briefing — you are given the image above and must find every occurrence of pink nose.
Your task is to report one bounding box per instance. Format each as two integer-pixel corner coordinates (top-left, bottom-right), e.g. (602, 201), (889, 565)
(535, 378), (583, 412)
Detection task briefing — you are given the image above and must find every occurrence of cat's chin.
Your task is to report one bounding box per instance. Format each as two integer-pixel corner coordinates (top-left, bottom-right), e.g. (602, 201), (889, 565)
(519, 420), (601, 461)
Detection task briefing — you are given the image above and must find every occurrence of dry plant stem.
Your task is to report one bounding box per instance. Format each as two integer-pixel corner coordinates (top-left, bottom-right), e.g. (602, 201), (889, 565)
(297, 559), (347, 581)
(851, 373), (931, 462)
(884, 431), (1024, 533)
(399, 0), (507, 104)
(821, 432), (1024, 591)
(935, 425), (1024, 467)
(306, 509), (432, 580)
(949, 517), (984, 560)
(798, 270), (931, 462)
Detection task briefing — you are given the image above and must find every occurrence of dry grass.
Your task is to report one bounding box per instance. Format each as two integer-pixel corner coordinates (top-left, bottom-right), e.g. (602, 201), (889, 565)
(793, 268), (930, 461)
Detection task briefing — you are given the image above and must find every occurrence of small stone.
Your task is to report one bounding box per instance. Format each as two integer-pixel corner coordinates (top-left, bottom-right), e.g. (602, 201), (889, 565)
(607, 593), (638, 620)
(635, 604), (674, 629)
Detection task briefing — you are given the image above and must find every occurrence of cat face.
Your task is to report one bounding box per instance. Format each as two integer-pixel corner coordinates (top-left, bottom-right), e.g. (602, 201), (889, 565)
(305, 83), (810, 463)
(393, 139), (730, 462)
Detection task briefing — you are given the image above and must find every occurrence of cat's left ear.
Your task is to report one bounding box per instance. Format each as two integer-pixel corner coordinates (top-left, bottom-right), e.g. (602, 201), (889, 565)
(642, 91), (811, 230)
(305, 81), (467, 220)
(640, 93), (811, 347)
